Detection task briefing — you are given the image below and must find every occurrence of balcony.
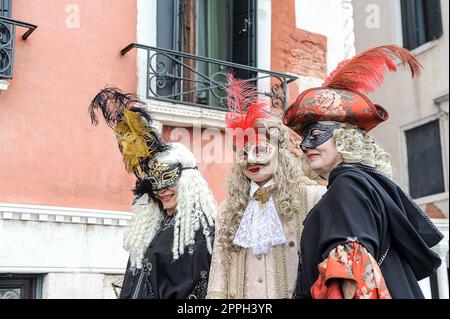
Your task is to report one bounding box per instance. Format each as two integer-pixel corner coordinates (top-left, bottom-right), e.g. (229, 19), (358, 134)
(0, 16), (37, 79)
(121, 43), (297, 115)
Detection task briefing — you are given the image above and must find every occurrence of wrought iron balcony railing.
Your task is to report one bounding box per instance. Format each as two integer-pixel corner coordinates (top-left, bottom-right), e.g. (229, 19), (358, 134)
(0, 16), (37, 79)
(121, 43), (298, 113)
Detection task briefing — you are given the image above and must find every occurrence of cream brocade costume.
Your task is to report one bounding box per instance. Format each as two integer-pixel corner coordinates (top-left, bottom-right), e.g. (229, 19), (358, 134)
(206, 183), (325, 299)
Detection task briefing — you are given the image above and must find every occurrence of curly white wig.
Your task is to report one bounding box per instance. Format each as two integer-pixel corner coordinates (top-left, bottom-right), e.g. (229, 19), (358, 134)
(123, 143), (217, 269)
(301, 123), (392, 179)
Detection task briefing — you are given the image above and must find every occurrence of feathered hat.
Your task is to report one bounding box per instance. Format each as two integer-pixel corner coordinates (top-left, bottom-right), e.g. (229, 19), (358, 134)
(88, 87), (170, 180)
(224, 74), (272, 149)
(283, 45), (422, 133)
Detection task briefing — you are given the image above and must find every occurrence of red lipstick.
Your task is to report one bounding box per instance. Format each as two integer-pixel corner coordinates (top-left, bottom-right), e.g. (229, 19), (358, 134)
(248, 167), (260, 173)
(307, 153), (319, 159)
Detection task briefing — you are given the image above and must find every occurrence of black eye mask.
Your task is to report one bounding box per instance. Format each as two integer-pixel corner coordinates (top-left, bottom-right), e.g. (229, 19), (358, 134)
(300, 122), (340, 150)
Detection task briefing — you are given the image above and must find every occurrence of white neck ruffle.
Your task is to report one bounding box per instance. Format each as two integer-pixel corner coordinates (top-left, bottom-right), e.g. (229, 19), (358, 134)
(233, 180), (286, 255)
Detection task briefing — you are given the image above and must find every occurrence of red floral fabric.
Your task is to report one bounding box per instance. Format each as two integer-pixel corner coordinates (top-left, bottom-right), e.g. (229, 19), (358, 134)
(283, 87), (389, 134)
(311, 242), (392, 299)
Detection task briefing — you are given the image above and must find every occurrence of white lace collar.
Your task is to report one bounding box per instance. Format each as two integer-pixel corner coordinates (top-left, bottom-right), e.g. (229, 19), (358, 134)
(233, 179), (286, 255)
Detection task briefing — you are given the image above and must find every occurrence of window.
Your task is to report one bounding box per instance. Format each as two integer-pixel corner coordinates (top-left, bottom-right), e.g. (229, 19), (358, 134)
(0, 0), (11, 16)
(156, 0), (256, 66)
(0, 275), (41, 299)
(155, 0), (257, 104)
(1, 0), (14, 78)
(400, 0), (443, 50)
(404, 119), (446, 199)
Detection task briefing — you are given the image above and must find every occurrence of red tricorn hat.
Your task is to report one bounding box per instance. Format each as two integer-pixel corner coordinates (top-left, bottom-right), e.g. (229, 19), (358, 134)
(283, 45), (422, 133)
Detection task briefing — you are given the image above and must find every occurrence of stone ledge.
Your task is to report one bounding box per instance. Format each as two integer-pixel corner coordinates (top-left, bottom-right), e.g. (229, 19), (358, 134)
(0, 203), (132, 226)
(0, 79), (9, 94)
(0, 266), (126, 275)
(144, 99), (226, 129)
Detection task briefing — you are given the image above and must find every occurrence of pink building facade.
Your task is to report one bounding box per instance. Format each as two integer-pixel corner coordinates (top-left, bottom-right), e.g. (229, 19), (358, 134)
(0, 0), (386, 298)
(0, 0), (333, 210)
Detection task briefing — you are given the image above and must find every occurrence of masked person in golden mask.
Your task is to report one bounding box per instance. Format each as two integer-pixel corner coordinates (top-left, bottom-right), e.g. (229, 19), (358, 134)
(89, 88), (216, 299)
(206, 76), (326, 299)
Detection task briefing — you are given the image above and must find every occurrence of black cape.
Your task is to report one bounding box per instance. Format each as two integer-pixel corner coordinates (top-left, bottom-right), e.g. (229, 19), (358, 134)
(296, 162), (443, 299)
(120, 214), (213, 299)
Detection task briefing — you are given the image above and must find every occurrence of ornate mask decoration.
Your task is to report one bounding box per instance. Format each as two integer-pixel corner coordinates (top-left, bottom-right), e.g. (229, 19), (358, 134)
(300, 122), (340, 150)
(237, 140), (278, 167)
(147, 162), (198, 192)
(148, 162), (182, 192)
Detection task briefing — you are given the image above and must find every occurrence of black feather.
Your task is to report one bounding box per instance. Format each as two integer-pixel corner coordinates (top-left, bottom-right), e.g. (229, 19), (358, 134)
(88, 87), (145, 128)
(88, 86), (171, 180)
(132, 178), (164, 211)
(132, 178), (153, 197)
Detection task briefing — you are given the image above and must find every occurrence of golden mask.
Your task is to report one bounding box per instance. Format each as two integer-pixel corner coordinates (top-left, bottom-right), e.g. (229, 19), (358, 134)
(148, 162), (182, 191)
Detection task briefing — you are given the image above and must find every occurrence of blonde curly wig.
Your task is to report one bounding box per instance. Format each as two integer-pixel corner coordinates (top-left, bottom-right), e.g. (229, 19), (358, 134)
(301, 122), (392, 180)
(218, 119), (307, 264)
(123, 143), (217, 269)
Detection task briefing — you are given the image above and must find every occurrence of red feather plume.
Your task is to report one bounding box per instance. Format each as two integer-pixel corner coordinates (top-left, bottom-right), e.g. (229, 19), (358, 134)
(224, 73), (271, 148)
(224, 73), (270, 131)
(323, 45), (422, 94)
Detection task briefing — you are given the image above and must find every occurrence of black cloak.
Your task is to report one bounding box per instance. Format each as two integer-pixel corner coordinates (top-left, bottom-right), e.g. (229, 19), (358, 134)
(120, 214), (213, 299)
(296, 162), (443, 299)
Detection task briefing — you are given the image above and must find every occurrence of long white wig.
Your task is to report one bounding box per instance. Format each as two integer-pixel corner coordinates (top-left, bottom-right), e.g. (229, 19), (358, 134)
(123, 143), (217, 269)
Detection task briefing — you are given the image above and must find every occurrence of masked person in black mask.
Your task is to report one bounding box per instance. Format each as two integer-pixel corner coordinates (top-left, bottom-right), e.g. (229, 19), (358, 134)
(283, 45), (443, 299)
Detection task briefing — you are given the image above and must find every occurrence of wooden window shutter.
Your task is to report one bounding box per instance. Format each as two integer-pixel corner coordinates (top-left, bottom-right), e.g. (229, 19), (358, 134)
(1, 0), (12, 17)
(405, 120), (445, 199)
(423, 0), (443, 41)
(401, 0), (418, 50)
